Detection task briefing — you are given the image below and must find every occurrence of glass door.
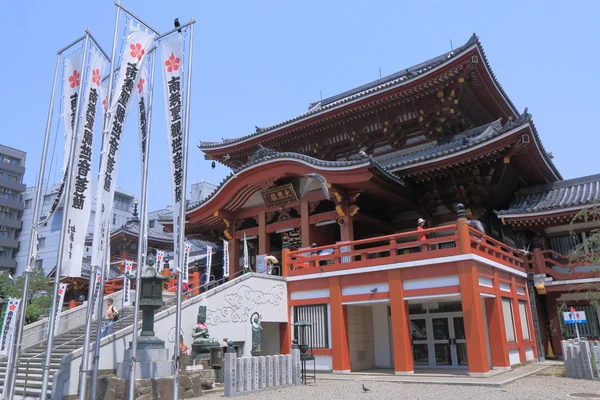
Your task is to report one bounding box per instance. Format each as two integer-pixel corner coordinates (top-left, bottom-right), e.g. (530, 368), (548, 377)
(451, 316), (468, 366)
(410, 317), (430, 366)
(431, 317), (452, 366)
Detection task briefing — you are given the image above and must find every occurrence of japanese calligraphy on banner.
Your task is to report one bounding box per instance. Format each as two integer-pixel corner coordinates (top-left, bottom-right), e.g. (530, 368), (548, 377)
(156, 250), (165, 272)
(182, 244), (190, 283)
(0, 298), (20, 356)
(261, 183), (298, 208)
(61, 50), (105, 277)
(91, 24), (154, 270)
(123, 260), (133, 306)
(222, 240), (230, 278)
(206, 246), (213, 284)
(136, 57), (150, 170)
(243, 233), (249, 270)
(53, 283), (68, 336)
(160, 36), (185, 273)
(91, 272), (102, 320)
(43, 52), (83, 225)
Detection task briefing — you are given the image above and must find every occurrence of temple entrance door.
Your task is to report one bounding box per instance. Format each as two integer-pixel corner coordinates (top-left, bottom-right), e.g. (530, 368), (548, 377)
(410, 311), (468, 368)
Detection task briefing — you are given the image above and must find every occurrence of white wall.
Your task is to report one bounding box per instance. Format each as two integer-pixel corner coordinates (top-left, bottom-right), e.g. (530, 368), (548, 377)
(372, 303), (392, 368)
(261, 322), (281, 356)
(508, 348), (521, 365)
(59, 274), (288, 397)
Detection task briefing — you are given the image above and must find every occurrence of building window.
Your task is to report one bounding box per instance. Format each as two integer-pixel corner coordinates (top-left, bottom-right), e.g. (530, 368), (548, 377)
(0, 210), (12, 219)
(0, 231), (9, 239)
(38, 237), (46, 249)
(43, 193), (56, 205)
(561, 305), (600, 339)
(51, 209), (63, 232)
(502, 298), (516, 342)
(35, 259), (43, 270)
(518, 301), (531, 341)
(0, 250), (7, 258)
(294, 304), (329, 348)
(112, 213), (117, 225)
(25, 199), (32, 209)
(149, 220), (155, 228)
(113, 194), (131, 212)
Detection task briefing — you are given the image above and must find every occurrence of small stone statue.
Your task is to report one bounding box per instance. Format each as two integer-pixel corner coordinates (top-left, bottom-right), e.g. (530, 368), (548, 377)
(250, 312), (263, 356)
(191, 305), (219, 359)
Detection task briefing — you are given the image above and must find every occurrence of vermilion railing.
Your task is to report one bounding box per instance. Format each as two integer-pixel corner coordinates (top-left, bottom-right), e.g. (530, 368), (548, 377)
(287, 225), (460, 276)
(467, 227), (524, 269)
(526, 249), (598, 279)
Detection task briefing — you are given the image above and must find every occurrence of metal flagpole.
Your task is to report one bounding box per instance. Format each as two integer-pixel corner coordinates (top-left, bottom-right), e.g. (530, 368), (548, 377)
(173, 20), (195, 400)
(87, 4), (122, 399)
(127, 46), (157, 400)
(40, 31), (91, 398)
(3, 52), (62, 400)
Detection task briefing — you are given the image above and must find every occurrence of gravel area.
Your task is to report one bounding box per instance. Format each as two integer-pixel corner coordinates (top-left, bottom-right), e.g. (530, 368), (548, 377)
(203, 375), (600, 399)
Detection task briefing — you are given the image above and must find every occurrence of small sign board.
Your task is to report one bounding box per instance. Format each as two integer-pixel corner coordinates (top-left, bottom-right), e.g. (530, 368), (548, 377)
(261, 183), (298, 207)
(563, 310), (587, 324)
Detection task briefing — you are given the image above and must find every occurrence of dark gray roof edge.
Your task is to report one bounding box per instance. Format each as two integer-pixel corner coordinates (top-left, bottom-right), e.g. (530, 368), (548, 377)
(200, 33), (519, 151)
(512, 173), (600, 198)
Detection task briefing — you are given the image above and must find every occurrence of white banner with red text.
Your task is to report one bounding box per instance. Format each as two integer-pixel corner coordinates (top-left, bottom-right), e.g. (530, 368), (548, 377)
(0, 298), (21, 356)
(156, 250), (165, 272)
(222, 240), (229, 278)
(182, 244), (190, 283)
(123, 260), (133, 307)
(53, 283), (68, 337)
(206, 245), (213, 284)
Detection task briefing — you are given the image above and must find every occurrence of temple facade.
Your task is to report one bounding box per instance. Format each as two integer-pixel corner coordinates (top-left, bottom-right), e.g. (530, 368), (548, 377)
(161, 34), (598, 374)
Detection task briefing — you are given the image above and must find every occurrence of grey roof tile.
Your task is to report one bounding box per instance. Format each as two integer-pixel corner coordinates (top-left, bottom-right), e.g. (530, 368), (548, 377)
(497, 174), (600, 216)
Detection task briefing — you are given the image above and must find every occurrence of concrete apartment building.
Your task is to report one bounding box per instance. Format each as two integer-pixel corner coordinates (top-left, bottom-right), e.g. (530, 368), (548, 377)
(0, 145), (26, 272)
(15, 181), (136, 276)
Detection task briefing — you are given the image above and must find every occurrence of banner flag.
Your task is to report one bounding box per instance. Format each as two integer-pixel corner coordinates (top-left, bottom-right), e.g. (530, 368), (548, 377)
(123, 260), (133, 306)
(136, 56), (150, 171)
(92, 239), (111, 320)
(156, 250), (165, 272)
(0, 298), (20, 356)
(91, 272), (102, 320)
(53, 283), (68, 336)
(42, 52), (83, 225)
(206, 246), (213, 284)
(61, 50), (105, 277)
(182, 244), (190, 283)
(160, 36), (185, 273)
(91, 24), (154, 271)
(243, 233), (249, 270)
(222, 240), (229, 278)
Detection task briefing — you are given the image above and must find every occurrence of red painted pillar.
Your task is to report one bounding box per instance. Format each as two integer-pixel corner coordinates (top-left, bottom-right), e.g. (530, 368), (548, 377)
(301, 201), (310, 248)
(456, 204), (489, 376)
(330, 276), (350, 372)
(485, 270), (510, 368)
(511, 276), (526, 362)
(388, 269), (414, 374)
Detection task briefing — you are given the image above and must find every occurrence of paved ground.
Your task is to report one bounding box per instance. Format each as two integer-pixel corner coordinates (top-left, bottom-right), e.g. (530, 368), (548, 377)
(203, 368), (600, 399)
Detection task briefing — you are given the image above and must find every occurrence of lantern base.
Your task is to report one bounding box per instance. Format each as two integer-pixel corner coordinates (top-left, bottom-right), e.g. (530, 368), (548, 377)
(117, 347), (173, 379)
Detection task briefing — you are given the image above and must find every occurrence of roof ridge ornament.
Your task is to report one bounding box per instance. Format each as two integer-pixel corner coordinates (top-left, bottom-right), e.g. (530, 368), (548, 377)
(248, 144), (279, 164)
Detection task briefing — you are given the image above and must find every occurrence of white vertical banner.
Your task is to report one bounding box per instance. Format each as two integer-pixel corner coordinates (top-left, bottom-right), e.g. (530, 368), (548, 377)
(123, 260), (133, 307)
(156, 250), (165, 272)
(206, 245), (213, 283)
(43, 52), (83, 224)
(53, 283), (68, 336)
(136, 57), (150, 170)
(0, 298), (21, 356)
(182, 244), (190, 283)
(160, 36), (185, 273)
(222, 240), (230, 278)
(61, 50), (105, 278)
(91, 24), (154, 270)
(91, 272), (102, 320)
(243, 233), (249, 270)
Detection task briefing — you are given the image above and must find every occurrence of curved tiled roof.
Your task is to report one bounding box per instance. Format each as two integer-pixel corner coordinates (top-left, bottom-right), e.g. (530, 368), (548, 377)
(113, 219), (173, 242)
(199, 33), (518, 151)
(497, 174), (600, 216)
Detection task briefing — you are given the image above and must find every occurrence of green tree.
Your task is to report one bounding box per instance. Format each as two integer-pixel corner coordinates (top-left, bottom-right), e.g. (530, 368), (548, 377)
(0, 268), (52, 324)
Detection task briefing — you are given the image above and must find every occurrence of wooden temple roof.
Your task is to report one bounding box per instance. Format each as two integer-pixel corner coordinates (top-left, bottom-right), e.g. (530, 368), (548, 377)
(497, 174), (600, 223)
(47, 257), (122, 281)
(199, 33), (518, 154)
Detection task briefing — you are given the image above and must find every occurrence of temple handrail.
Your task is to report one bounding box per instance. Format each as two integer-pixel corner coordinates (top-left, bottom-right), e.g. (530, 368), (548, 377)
(467, 227), (523, 267)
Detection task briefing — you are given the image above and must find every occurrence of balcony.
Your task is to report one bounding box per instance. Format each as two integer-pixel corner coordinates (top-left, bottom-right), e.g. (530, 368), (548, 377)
(0, 161), (25, 176)
(0, 196), (24, 210)
(0, 216), (22, 230)
(285, 224), (524, 277)
(0, 257), (16, 269)
(0, 177), (26, 193)
(524, 249), (599, 280)
(0, 237), (19, 249)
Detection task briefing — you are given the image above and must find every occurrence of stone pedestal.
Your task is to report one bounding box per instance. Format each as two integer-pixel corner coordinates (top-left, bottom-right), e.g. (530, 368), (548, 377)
(116, 348), (173, 379)
(87, 373), (205, 400)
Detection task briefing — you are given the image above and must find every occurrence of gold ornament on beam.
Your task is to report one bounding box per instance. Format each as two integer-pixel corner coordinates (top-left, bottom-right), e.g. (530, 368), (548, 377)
(335, 205), (346, 217)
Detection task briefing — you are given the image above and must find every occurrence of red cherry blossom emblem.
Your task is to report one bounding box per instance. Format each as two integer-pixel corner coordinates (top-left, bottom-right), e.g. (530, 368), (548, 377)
(91, 69), (101, 86)
(137, 78), (145, 94)
(69, 70), (80, 89)
(102, 98), (107, 110)
(9, 304), (16, 311)
(164, 53), (180, 73)
(130, 43), (145, 60)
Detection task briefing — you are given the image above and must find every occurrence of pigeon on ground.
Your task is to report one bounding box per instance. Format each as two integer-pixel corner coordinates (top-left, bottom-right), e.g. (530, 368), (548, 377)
(174, 18), (181, 33)
(362, 384), (370, 393)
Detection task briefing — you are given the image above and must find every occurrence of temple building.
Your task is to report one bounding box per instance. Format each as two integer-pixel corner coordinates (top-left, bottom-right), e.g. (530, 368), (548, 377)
(161, 33), (598, 374)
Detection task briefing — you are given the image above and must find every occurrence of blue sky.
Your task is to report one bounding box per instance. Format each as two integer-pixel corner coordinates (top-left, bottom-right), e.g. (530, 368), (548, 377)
(0, 0), (598, 212)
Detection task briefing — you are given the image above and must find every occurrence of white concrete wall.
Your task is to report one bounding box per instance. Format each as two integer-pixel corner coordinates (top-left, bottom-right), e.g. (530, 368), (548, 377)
(315, 355), (333, 371)
(525, 346), (535, 361)
(372, 303), (392, 368)
(59, 274), (288, 397)
(347, 306), (375, 371)
(261, 322), (281, 356)
(508, 348), (521, 365)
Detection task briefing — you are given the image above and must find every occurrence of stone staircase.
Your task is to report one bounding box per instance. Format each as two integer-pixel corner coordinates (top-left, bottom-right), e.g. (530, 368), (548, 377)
(0, 301), (174, 399)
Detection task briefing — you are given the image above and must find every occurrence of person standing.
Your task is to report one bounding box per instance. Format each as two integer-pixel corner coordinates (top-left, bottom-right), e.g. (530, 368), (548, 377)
(417, 218), (427, 252)
(103, 298), (118, 337)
